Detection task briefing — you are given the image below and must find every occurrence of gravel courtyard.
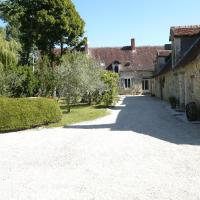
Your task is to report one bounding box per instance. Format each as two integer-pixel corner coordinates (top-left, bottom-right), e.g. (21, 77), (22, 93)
(0, 96), (200, 200)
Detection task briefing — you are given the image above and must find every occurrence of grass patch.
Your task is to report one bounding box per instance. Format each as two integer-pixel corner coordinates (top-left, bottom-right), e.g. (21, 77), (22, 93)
(47, 103), (109, 128)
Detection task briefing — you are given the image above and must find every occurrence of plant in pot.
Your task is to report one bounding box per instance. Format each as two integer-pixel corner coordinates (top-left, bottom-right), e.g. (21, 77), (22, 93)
(186, 102), (198, 121)
(169, 96), (177, 109)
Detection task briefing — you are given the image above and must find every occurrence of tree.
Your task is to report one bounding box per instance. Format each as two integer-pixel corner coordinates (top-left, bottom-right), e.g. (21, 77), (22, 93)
(56, 51), (104, 112)
(101, 71), (119, 107)
(0, 0), (85, 64)
(0, 1), (22, 40)
(9, 66), (39, 97)
(0, 28), (21, 69)
(34, 55), (56, 97)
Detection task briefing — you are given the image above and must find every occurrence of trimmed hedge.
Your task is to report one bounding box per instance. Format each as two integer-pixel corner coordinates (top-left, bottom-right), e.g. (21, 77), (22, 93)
(0, 97), (62, 132)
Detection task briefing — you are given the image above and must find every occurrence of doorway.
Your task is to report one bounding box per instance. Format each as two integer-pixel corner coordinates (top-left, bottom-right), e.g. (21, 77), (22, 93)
(142, 79), (150, 93)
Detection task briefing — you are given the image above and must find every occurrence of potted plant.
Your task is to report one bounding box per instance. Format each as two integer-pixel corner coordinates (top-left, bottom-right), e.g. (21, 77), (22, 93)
(186, 102), (198, 121)
(169, 96), (177, 109)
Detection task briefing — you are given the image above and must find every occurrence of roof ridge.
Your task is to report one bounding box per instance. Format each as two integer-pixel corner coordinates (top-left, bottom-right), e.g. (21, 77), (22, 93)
(89, 45), (163, 49)
(171, 25), (200, 29)
(136, 45), (163, 48)
(89, 46), (123, 49)
(157, 49), (172, 52)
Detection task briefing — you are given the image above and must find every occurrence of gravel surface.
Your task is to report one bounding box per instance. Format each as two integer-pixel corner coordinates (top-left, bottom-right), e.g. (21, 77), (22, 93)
(0, 95), (200, 200)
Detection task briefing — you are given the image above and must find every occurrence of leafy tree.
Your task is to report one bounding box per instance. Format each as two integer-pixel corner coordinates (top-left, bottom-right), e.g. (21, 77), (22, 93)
(9, 66), (39, 97)
(0, 1), (22, 40)
(0, 28), (21, 69)
(0, 63), (10, 96)
(0, 28), (24, 97)
(35, 56), (56, 97)
(101, 71), (119, 107)
(0, 0), (85, 64)
(56, 51), (104, 112)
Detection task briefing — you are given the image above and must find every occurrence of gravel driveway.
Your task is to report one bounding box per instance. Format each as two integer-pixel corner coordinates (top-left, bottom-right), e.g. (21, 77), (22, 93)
(0, 96), (200, 200)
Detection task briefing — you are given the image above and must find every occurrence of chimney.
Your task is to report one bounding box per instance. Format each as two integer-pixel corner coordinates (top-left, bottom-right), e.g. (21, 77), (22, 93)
(84, 37), (89, 54)
(85, 43), (89, 54)
(131, 38), (136, 51)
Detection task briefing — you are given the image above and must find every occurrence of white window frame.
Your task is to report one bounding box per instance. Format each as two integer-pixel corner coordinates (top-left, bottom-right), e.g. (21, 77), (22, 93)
(142, 79), (150, 92)
(124, 78), (131, 89)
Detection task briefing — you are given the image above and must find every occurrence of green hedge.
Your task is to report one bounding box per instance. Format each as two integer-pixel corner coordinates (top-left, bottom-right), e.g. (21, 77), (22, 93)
(0, 97), (62, 132)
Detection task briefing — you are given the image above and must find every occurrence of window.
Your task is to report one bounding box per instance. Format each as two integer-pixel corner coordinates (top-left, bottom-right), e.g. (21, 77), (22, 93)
(124, 78), (131, 88)
(125, 61), (131, 67)
(142, 79), (149, 91)
(114, 65), (119, 73)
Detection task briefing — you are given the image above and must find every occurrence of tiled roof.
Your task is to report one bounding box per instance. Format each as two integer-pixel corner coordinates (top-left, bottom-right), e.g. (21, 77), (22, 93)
(175, 36), (200, 68)
(157, 50), (171, 57)
(155, 58), (172, 76)
(170, 25), (200, 40)
(89, 46), (163, 71)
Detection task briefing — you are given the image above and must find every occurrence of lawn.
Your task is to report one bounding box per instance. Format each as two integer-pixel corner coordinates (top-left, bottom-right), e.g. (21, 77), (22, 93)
(47, 102), (109, 128)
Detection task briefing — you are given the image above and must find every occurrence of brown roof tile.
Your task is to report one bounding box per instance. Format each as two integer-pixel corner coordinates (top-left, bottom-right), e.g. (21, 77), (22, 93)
(170, 25), (200, 40)
(155, 58), (172, 76)
(89, 46), (163, 71)
(157, 50), (171, 57)
(175, 36), (200, 68)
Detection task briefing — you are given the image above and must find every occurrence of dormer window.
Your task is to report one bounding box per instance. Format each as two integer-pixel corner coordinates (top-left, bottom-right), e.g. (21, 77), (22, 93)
(125, 61), (131, 67)
(112, 60), (120, 73)
(114, 65), (119, 73)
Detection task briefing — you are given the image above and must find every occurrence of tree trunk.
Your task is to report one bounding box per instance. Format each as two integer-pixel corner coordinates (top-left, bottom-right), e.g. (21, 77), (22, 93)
(66, 96), (71, 113)
(61, 41), (63, 56)
(88, 93), (92, 105)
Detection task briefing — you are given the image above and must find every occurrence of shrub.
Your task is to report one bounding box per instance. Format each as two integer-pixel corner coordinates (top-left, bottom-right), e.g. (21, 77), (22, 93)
(9, 66), (39, 97)
(186, 102), (198, 121)
(169, 96), (177, 109)
(0, 97), (62, 132)
(101, 71), (119, 107)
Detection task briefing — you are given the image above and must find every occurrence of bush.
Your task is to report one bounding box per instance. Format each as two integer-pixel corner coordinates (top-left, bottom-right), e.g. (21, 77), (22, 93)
(9, 66), (39, 97)
(100, 71), (119, 107)
(0, 65), (39, 98)
(0, 97), (62, 132)
(169, 96), (177, 109)
(186, 102), (198, 121)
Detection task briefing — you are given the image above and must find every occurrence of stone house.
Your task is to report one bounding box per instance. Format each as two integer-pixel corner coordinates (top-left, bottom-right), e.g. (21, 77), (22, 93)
(154, 25), (200, 111)
(87, 39), (163, 95)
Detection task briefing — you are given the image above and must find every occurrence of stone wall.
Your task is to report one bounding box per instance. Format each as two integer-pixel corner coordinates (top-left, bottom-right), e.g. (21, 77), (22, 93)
(155, 57), (200, 111)
(154, 70), (175, 101)
(119, 70), (154, 95)
(176, 58), (200, 107)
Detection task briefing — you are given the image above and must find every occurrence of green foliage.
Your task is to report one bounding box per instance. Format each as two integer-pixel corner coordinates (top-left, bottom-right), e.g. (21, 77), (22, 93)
(9, 66), (39, 97)
(0, 97), (62, 132)
(0, 1), (22, 40)
(169, 96), (177, 109)
(35, 56), (56, 97)
(47, 101), (108, 128)
(0, 63), (10, 96)
(101, 71), (119, 107)
(186, 102), (198, 121)
(0, 29), (21, 68)
(0, 65), (39, 97)
(56, 51), (104, 111)
(0, 0), (85, 64)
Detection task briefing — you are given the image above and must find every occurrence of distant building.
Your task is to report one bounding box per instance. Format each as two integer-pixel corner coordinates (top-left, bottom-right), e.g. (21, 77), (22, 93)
(155, 25), (200, 112)
(87, 39), (163, 95)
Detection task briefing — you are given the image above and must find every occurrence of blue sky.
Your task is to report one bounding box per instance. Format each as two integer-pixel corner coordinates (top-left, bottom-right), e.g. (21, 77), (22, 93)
(72, 0), (200, 47)
(1, 0), (200, 47)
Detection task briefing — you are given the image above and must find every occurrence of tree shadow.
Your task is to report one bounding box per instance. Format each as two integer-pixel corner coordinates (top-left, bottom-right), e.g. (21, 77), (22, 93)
(65, 96), (200, 145)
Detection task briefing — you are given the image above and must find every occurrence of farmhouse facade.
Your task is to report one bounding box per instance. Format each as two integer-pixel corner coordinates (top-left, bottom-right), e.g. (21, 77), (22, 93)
(154, 25), (200, 112)
(87, 39), (163, 95)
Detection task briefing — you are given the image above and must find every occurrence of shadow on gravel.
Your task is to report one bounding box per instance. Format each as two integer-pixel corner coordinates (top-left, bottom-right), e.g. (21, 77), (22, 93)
(65, 96), (200, 145)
